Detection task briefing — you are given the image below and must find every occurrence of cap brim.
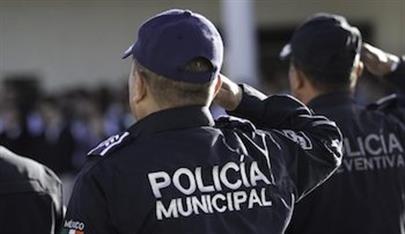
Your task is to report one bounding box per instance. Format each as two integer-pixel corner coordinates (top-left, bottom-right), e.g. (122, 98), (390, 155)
(122, 44), (134, 59)
(279, 43), (292, 60)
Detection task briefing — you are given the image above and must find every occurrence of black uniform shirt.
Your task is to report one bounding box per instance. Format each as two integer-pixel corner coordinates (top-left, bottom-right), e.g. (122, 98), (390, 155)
(287, 57), (405, 234)
(62, 85), (342, 234)
(0, 146), (63, 234)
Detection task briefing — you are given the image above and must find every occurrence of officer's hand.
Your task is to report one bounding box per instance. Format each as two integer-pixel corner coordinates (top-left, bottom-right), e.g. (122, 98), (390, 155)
(361, 43), (400, 77)
(214, 74), (243, 111)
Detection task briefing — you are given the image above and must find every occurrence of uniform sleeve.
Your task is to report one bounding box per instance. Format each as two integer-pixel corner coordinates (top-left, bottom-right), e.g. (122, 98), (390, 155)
(228, 84), (343, 201)
(376, 56), (405, 122)
(62, 160), (115, 234)
(43, 167), (64, 234)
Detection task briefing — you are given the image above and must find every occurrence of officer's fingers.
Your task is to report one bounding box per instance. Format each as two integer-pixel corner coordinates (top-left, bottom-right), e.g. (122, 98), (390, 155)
(362, 43), (375, 55)
(214, 74), (242, 111)
(361, 44), (372, 62)
(219, 73), (230, 81)
(218, 74), (232, 88)
(365, 43), (391, 63)
(218, 74), (239, 94)
(361, 44), (386, 75)
(361, 43), (380, 65)
(214, 75), (233, 103)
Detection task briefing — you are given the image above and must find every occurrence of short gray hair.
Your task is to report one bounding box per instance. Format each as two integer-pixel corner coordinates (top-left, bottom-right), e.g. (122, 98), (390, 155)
(134, 58), (216, 108)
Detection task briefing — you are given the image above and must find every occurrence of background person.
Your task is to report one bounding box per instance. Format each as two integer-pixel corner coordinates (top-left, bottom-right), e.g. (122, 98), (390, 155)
(283, 13), (405, 234)
(0, 146), (63, 234)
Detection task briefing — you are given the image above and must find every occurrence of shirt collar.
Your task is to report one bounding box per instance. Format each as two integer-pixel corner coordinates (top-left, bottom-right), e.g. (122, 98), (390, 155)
(308, 91), (355, 109)
(128, 105), (214, 137)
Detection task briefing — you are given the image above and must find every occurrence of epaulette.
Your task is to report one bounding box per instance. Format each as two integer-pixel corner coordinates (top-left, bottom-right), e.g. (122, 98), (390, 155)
(215, 116), (256, 133)
(367, 94), (398, 111)
(87, 131), (131, 157)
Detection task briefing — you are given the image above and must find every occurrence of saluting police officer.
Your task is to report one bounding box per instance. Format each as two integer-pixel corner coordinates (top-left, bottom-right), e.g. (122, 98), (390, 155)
(282, 13), (405, 234)
(62, 9), (342, 234)
(0, 146), (63, 234)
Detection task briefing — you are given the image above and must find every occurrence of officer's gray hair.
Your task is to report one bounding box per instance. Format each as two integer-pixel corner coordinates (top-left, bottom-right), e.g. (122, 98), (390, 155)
(134, 59), (216, 108)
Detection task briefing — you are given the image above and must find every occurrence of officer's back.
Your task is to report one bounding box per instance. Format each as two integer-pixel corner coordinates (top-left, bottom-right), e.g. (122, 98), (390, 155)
(62, 9), (343, 234)
(0, 146), (63, 234)
(283, 13), (405, 234)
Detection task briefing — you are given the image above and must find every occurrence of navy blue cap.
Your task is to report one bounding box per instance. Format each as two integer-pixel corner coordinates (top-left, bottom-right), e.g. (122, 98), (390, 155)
(123, 9), (224, 84)
(280, 13), (362, 84)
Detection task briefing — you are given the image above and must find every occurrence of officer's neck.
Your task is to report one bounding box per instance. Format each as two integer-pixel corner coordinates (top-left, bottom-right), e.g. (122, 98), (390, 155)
(300, 80), (354, 105)
(296, 84), (323, 105)
(134, 100), (208, 122)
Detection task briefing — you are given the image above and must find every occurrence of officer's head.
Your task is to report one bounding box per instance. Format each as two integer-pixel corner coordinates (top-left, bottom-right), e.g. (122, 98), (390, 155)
(280, 13), (363, 104)
(123, 9), (223, 120)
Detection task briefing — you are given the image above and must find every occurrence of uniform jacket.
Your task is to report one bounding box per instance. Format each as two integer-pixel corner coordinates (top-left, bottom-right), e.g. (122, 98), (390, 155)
(0, 146), (63, 234)
(62, 85), (342, 234)
(287, 56), (405, 234)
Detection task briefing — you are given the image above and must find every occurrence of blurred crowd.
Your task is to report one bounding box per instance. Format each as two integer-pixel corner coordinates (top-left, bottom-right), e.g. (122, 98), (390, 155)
(0, 77), (134, 178)
(0, 71), (393, 179)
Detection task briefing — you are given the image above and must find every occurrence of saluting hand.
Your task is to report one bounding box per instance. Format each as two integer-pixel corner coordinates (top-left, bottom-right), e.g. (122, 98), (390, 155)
(213, 74), (243, 111)
(361, 43), (400, 77)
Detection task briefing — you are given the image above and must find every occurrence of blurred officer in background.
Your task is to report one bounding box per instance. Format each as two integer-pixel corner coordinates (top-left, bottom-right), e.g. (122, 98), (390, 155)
(0, 146), (63, 234)
(62, 9), (342, 234)
(283, 13), (405, 234)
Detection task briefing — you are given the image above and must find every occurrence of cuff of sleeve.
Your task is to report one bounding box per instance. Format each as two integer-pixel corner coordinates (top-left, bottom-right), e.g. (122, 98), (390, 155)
(387, 56), (405, 77)
(390, 58), (400, 72)
(227, 84), (315, 129)
(227, 84), (267, 119)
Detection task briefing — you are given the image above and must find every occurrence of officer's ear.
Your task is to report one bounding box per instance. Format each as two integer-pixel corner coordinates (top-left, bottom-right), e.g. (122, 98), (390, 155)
(289, 63), (305, 91)
(213, 74), (223, 97)
(133, 68), (148, 104)
(355, 61), (364, 79)
(350, 59), (364, 89)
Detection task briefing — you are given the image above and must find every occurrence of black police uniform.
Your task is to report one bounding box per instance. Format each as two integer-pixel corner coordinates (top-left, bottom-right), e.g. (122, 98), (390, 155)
(62, 85), (342, 234)
(0, 146), (63, 234)
(286, 57), (405, 234)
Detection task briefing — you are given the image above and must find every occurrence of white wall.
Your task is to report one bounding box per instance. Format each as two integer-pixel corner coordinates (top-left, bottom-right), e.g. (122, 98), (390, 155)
(255, 0), (405, 53)
(0, 0), (221, 90)
(1, 0), (404, 90)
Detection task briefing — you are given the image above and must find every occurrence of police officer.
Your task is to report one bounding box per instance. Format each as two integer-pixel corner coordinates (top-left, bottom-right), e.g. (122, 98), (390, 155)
(0, 145), (63, 234)
(62, 9), (342, 234)
(281, 13), (405, 234)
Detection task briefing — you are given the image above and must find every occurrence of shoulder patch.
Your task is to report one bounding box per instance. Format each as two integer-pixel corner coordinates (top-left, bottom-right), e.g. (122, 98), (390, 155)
(87, 132), (130, 157)
(215, 115), (256, 133)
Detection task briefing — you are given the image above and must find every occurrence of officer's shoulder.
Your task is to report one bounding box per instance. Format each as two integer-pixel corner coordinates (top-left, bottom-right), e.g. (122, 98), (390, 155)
(367, 93), (405, 112)
(0, 146), (61, 192)
(87, 131), (132, 158)
(215, 115), (256, 133)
